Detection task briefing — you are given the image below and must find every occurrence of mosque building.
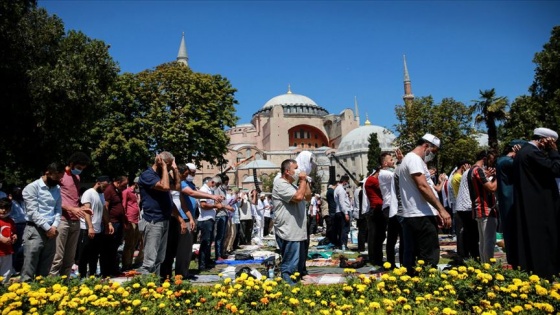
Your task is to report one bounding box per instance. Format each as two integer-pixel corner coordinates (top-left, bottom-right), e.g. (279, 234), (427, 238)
(178, 34), (404, 191)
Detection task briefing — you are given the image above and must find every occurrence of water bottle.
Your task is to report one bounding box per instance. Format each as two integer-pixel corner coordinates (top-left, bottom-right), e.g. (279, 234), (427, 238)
(268, 267), (274, 279)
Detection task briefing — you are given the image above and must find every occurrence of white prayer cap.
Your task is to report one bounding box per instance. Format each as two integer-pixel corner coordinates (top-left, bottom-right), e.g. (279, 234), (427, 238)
(186, 163), (197, 171)
(422, 133), (441, 148)
(533, 127), (558, 140)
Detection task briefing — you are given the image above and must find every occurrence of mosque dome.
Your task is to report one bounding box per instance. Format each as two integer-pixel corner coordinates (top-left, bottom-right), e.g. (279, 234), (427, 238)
(337, 124), (396, 154)
(262, 92), (318, 109)
(253, 86), (328, 117)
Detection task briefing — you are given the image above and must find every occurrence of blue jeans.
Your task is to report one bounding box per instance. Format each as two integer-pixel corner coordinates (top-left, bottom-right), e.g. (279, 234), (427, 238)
(275, 236), (306, 285)
(138, 220), (169, 275)
(214, 215), (228, 259)
(197, 219), (215, 269)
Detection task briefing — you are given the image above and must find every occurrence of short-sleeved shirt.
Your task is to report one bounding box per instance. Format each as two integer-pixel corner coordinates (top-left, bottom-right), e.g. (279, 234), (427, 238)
(396, 152), (438, 218)
(80, 188), (105, 233)
(378, 169), (394, 209)
(326, 187), (336, 216)
(181, 180), (198, 219)
(455, 171), (473, 212)
(104, 183), (125, 223)
(364, 175), (383, 210)
(138, 168), (172, 222)
(122, 186), (140, 224)
(197, 184), (216, 222)
(272, 178), (307, 241)
(469, 165), (496, 218)
(60, 170), (81, 221)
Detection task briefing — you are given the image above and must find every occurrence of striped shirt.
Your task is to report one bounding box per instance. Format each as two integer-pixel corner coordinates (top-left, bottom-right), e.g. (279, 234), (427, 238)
(468, 165), (496, 218)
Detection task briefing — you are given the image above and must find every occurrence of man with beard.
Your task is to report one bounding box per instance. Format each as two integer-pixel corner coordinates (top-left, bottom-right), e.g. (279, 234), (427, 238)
(21, 162), (65, 282)
(137, 152), (180, 275)
(510, 128), (560, 279)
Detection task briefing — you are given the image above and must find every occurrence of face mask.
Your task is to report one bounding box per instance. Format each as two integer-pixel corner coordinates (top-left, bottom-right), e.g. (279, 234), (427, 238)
(343, 183), (349, 189)
(46, 177), (60, 187)
(424, 148), (435, 163)
(387, 167), (395, 172)
(71, 169), (82, 176)
(186, 175), (194, 182)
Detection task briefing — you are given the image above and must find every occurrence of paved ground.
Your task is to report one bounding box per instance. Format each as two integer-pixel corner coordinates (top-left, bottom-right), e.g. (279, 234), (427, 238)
(111, 232), (505, 285)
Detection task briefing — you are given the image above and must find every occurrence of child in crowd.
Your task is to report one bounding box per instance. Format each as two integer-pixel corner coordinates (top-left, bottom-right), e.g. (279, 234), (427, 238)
(0, 197), (17, 284)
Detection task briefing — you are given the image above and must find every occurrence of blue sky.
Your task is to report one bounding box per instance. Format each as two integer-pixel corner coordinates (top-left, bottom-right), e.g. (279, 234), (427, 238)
(39, 1), (559, 132)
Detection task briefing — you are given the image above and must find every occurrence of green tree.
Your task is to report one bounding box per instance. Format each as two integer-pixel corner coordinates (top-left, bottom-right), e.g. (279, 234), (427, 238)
(366, 133), (381, 173)
(94, 62), (239, 178)
(472, 88), (508, 151)
(503, 95), (539, 142)
(505, 26), (560, 139)
(530, 25), (560, 128)
(0, 5), (118, 185)
(395, 96), (477, 173)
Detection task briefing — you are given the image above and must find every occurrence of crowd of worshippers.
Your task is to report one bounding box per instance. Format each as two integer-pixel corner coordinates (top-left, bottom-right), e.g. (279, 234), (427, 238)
(0, 151), (276, 283)
(316, 128), (559, 280)
(1, 126), (559, 284)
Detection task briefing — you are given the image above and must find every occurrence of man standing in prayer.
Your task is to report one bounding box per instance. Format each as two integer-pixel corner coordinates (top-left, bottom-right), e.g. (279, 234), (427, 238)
(510, 127), (560, 279)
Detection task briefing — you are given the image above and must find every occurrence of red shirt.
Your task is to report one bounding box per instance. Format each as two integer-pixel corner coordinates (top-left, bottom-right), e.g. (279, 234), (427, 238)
(469, 165), (497, 218)
(104, 183), (125, 223)
(364, 175), (383, 210)
(60, 170), (81, 221)
(122, 186), (140, 224)
(0, 217), (15, 256)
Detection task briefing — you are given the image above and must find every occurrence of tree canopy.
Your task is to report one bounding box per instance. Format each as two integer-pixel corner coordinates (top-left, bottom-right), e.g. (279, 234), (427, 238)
(505, 26), (560, 141)
(394, 96), (478, 173)
(92, 63), (239, 178)
(0, 3), (119, 185)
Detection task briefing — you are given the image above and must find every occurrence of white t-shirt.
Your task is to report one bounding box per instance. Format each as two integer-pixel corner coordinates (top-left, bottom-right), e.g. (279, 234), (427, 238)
(263, 199), (272, 218)
(80, 188), (105, 233)
(378, 169), (394, 209)
(272, 178), (307, 241)
(396, 152), (438, 218)
(197, 184), (216, 221)
(309, 196), (318, 216)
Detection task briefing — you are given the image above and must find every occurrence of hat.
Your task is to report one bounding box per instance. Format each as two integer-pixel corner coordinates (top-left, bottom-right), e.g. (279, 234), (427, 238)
(422, 133), (441, 148)
(186, 163), (197, 171)
(534, 128), (558, 140)
(133, 177), (139, 183)
(97, 175), (111, 183)
(259, 192), (266, 197)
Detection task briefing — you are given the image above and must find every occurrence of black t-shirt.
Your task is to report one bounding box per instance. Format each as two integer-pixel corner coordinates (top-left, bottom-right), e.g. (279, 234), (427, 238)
(326, 187), (336, 216)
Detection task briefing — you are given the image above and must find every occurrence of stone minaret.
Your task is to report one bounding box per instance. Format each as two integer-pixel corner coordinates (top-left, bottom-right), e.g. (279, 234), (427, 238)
(354, 96), (360, 126)
(177, 32), (189, 66)
(403, 55), (414, 108)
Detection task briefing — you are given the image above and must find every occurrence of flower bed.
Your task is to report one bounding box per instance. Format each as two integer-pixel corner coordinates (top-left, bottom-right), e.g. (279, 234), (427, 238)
(1, 259), (558, 315)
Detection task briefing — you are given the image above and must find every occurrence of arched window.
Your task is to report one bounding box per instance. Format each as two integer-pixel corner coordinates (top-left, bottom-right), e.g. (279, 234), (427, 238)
(246, 149), (252, 158)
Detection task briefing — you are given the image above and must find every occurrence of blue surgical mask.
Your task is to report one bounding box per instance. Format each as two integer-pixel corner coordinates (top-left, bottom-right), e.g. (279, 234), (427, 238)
(71, 169), (82, 176)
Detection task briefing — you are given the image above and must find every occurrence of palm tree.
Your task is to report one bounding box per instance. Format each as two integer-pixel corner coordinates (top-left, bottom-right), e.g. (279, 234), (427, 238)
(472, 88), (508, 151)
